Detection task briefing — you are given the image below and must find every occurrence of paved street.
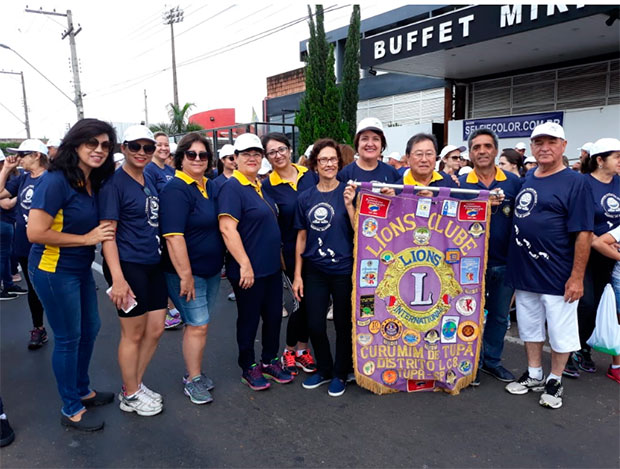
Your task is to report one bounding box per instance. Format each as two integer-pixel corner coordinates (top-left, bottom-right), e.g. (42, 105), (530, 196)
(1, 265), (619, 468)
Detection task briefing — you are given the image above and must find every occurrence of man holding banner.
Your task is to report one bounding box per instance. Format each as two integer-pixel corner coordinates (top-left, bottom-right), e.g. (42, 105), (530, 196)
(505, 123), (593, 409)
(459, 129), (522, 384)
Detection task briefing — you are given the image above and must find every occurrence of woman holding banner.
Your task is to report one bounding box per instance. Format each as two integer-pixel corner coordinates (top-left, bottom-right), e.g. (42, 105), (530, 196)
(293, 139), (356, 397)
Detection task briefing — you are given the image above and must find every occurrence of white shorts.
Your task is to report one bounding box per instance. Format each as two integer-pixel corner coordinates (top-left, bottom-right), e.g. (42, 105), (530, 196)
(515, 290), (580, 353)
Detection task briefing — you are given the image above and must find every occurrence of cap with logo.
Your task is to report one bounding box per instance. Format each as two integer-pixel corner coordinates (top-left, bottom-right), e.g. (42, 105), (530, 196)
(234, 133), (263, 153)
(218, 144), (235, 159)
(439, 145), (466, 159)
(530, 122), (565, 140)
(577, 142), (594, 154)
(7, 139), (49, 156)
(589, 138), (620, 157)
(356, 117), (384, 135)
(122, 125), (156, 144)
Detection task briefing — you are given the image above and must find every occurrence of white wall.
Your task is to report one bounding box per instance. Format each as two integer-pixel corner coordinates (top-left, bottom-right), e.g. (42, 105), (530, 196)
(447, 105), (620, 162)
(383, 123), (434, 156)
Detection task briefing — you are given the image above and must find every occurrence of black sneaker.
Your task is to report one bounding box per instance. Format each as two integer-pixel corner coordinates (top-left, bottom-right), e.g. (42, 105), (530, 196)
(28, 327), (48, 350)
(481, 364), (515, 383)
(470, 372), (481, 387)
(0, 418), (15, 447)
(562, 355), (580, 379)
(539, 379), (563, 409)
(574, 349), (596, 373)
(5, 285), (27, 295)
(0, 290), (18, 301)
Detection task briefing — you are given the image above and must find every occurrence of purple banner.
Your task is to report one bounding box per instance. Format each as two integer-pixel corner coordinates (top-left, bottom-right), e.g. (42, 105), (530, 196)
(352, 186), (490, 395)
(463, 111), (564, 139)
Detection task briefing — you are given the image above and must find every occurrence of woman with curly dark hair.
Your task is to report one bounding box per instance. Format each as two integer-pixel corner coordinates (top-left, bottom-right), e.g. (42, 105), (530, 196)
(27, 118), (117, 432)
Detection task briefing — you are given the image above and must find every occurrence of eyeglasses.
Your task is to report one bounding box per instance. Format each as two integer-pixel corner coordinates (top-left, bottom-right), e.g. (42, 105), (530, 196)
(317, 156), (339, 166)
(412, 151), (436, 159)
(85, 138), (112, 152)
(265, 146), (289, 158)
(238, 151), (263, 159)
(125, 141), (156, 155)
(184, 150), (210, 161)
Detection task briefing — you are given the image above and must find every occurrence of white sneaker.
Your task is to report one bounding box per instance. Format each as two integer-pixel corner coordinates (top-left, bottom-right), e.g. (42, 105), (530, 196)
(120, 389), (162, 416)
(227, 292), (236, 301)
(326, 304), (334, 320)
(505, 371), (545, 395)
(140, 383), (162, 403)
(539, 379), (563, 409)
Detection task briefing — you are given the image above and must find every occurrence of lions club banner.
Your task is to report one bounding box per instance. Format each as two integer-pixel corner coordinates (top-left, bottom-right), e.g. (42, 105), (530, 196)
(352, 184), (490, 395)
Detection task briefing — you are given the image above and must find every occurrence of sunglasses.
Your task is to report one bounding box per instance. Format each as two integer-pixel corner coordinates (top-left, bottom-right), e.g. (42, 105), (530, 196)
(185, 150), (210, 161)
(125, 141), (156, 155)
(224, 155), (235, 162)
(84, 138), (113, 152)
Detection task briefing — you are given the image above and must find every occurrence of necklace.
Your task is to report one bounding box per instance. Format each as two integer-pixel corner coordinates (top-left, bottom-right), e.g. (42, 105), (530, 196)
(316, 180), (339, 206)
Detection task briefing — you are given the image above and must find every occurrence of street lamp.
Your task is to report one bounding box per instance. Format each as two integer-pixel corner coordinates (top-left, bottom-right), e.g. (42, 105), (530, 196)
(163, 6), (184, 108)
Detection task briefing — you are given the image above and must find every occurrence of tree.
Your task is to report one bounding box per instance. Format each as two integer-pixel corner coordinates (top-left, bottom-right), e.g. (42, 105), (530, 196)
(150, 102), (203, 135)
(296, 5), (346, 152)
(341, 5), (361, 144)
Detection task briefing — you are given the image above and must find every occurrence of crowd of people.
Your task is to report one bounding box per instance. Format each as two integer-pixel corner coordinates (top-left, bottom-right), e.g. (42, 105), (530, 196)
(0, 115), (618, 443)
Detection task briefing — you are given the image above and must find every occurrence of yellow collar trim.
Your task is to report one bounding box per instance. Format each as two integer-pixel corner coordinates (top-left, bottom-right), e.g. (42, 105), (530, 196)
(403, 169), (443, 186)
(268, 163), (308, 191)
(175, 170), (208, 198)
(232, 170), (263, 197)
(465, 166), (507, 184)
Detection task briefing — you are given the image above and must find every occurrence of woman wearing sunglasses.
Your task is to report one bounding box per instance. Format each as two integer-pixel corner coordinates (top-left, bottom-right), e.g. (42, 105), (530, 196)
(260, 132), (318, 377)
(98, 125), (166, 417)
(27, 119), (117, 431)
(292, 139), (356, 397)
(159, 132), (224, 405)
(214, 144), (237, 190)
(0, 139), (49, 350)
(218, 133), (293, 391)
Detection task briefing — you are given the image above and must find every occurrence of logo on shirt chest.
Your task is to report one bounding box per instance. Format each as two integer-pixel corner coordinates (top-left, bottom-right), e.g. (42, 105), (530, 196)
(514, 188), (537, 218)
(308, 202), (334, 231)
(20, 184), (34, 210)
(601, 193), (620, 218)
(145, 195), (159, 227)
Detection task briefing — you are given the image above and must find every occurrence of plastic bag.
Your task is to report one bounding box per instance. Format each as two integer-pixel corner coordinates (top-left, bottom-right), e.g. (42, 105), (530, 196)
(587, 284), (620, 356)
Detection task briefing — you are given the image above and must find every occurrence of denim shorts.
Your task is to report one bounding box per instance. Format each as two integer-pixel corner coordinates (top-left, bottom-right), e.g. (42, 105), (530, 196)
(165, 272), (221, 326)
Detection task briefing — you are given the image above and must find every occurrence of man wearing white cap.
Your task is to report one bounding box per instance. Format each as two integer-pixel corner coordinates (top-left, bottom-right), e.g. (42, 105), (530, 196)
(144, 132), (175, 194)
(382, 151), (406, 176)
(514, 142), (527, 158)
(439, 144), (465, 176)
(46, 137), (62, 161)
(506, 122), (594, 409)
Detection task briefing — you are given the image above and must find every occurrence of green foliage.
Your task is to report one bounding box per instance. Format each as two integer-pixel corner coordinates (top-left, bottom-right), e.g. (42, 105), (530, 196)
(0, 142), (21, 154)
(341, 5), (361, 145)
(296, 5), (346, 153)
(150, 102), (204, 136)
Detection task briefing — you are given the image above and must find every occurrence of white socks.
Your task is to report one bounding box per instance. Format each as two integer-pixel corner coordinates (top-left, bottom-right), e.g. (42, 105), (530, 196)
(528, 366), (543, 380)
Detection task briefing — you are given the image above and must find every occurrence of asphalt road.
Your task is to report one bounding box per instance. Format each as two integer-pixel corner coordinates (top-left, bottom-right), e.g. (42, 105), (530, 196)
(1, 266), (618, 468)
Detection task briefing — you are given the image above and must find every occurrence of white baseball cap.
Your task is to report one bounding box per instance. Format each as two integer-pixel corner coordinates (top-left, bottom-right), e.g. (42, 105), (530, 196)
(258, 158), (272, 175)
(122, 125), (155, 143)
(234, 133), (263, 153)
(460, 150), (470, 161)
(590, 138), (620, 157)
(113, 153), (125, 163)
(458, 166), (473, 175)
(7, 139), (48, 156)
(578, 142), (594, 154)
(382, 151), (401, 163)
(46, 137), (62, 148)
(515, 142), (527, 150)
(439, 145), (466, 159)
(356, 117), (384, 135)
(218, 144), (235, 159)
(530, 122), (565, 140)
(304, 144), (314, 158)
(169, 142), (177, 154)
(524, 156), (537, 164)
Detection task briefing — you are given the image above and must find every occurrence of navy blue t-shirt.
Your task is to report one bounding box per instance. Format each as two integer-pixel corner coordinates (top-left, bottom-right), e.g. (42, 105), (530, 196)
(459, 168), (522, 267)
(337, 160), (401, 184)
(159, 171), (224, 278)
(507, 168), (594, 295)
(294, 182), (354, 275)
(585, 174), (620, 236)
(144, 162), (174, 193)
(262, 164), (318, 264)
(0, 172), (19, 225)
(5, 171), (44, 257)
(212, 173), (230, 191)
(218, 170), (281, 279)
(98, 168), (161, 265)
(29, 171), (100, 274)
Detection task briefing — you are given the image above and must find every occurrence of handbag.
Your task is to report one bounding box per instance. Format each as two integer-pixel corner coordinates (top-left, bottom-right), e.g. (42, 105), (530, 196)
(587, 283), (620, 356)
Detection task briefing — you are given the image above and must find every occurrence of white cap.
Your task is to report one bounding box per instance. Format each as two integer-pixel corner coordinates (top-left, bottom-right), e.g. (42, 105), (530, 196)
(218, 144), (235, 159)
(113, 153), (125, 163)
(578, 142), (594, 154)
(382, 151), (401, 163)
(258, 158), (272, 175)
(530, 122), (565, 140)
(590, 138), (620, 157)
(356, 117), (384, 135)
(460, 150), (470, 161)
(439, 145), (466, 159)
(304, 144), (314, 158)
(169, 142), (177, 154)
(122, 125), (155, 143)
(46, 137), (62, 148)
(7, 139), (48, 156)
(524, 156), (537, 164)
(458, 166), (473, 175)
(0, 148), (5, 162)
(234, 133), (263, 153)
(515, 142), (527, 150)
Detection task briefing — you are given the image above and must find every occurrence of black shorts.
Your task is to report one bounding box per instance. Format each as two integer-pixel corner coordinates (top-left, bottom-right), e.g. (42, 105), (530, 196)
(103, 260), (168, 318)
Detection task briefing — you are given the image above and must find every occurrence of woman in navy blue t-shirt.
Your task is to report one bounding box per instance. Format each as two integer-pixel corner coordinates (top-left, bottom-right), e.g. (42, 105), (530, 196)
(293, 139), (356, 397)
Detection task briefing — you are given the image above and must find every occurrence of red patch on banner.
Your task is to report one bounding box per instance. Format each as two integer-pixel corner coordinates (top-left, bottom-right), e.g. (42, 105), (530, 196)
(359, 194), (391, 219)
(458, 201), (487, 221)
(407, 380), (435, 392)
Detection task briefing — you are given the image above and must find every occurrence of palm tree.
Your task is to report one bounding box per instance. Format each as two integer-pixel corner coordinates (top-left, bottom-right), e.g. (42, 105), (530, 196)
(149, 102), (204, 135)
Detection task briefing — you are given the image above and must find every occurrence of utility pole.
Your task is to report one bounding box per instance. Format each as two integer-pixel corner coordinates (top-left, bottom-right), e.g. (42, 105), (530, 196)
(162, 6), (184, 108)
(0, 70), (31, 137)
(25, 7), (84, 120)
(144, 89), (149, 126)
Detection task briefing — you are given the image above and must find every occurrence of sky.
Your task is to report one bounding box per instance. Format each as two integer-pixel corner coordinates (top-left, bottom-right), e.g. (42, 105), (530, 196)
(0, 1), (406, 140)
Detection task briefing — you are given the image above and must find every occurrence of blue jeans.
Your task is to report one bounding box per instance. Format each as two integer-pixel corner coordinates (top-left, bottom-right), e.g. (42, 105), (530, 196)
(482, 265), (514, 368)
(30, 267), (101, 417)
(0, 221), (15, 289)
(612, 266), (620, 316)
(165, 272), (220, 326)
